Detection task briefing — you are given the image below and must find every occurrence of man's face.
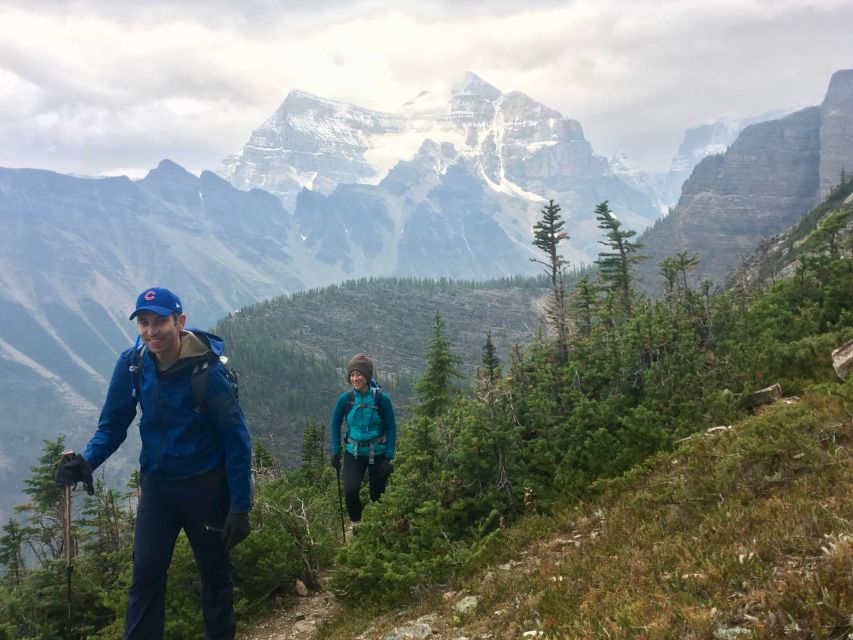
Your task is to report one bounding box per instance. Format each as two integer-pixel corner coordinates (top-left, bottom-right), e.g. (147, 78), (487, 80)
(349, 370), (369, 392)
(136, 311), (186, 362)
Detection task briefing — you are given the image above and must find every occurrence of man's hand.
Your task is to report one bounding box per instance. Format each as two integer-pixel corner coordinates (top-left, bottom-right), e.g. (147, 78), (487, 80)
(222, 511), (250, 549)
(380, 457), (394, 478)
(55, 452), (94, 495)
(330, 454), (341, 471)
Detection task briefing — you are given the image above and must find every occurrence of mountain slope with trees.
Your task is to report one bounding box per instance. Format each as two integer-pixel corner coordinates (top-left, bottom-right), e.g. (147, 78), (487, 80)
(212, 276), (551, 464)
(318, 381), (853, 639)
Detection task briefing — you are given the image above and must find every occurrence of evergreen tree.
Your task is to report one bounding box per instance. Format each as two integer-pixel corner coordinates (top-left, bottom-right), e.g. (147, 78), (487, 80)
(659, 252), (699, 296)
(297, 421), (326, 488)
(480, 330), (501, 382)
(570, 274), (599, 337)
(594, 201), (646, 318)
(0, 519), (25, 585)
(413, 312), (462, 418)
(16, 438), (68, 566)
(530, 199), (570, 359)
(79, 480), (132, 556)
(807, 209), (848, 260)
(300, 421), (326, 468)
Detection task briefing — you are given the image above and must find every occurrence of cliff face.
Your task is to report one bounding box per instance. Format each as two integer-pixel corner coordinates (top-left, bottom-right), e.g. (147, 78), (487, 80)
(640, 108), (821, 288)
(819, 69), (853, 199)
(640, 68), (853, 291)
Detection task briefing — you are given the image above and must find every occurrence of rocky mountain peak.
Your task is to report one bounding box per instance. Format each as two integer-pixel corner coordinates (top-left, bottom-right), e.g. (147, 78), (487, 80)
(143, 158), (196, 181)
(411, 139), (459, 174)
(452, 70), (502, 100)
(825, 68), (853, 102)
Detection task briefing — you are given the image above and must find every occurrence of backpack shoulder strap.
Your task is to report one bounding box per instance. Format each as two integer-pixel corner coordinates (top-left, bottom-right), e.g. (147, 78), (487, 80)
(343, 390), (355, 422)
(129, 344), (146, 402)
(372, 387), (385, 425)
(190, 361), (211, 414)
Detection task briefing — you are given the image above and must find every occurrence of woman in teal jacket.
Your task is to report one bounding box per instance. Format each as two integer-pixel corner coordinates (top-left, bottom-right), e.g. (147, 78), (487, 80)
(329, 354), (397, 523)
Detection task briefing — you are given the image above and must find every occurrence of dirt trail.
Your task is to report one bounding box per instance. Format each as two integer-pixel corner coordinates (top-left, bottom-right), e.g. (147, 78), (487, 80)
(239, 586), (342, 640)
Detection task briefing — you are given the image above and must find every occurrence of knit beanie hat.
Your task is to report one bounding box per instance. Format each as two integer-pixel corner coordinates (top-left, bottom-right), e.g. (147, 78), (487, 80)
(347, 354), (374, 381)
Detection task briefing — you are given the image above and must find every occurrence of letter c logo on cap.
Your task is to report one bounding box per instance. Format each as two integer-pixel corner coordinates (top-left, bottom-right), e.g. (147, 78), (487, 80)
(144, 290), (156, 301)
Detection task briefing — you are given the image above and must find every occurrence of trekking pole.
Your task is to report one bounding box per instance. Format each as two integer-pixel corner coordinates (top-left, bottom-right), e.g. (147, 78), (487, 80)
(64, 482), (73, 639)
(335, 467), (346, 543)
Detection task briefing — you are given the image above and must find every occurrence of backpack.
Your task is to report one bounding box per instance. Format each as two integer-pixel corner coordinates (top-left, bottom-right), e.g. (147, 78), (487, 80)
(341, 382), (386, 463)
(129, 344), (240, 414)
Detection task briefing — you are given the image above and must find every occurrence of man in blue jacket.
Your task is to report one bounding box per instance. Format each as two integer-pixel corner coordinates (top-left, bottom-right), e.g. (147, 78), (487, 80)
(55, 287), (252, 640)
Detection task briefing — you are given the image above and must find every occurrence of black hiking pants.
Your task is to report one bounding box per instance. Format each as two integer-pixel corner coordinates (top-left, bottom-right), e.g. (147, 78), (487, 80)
(342, 452), (390, 522)
(124, 469), (234, 640)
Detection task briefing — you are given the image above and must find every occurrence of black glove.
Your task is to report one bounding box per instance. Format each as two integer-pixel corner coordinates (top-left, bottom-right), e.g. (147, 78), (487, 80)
(222, 511), (250, 549)
(330, 454), (341, 471)
(380, 457), (394, 478)
(55, 453), (94, 495)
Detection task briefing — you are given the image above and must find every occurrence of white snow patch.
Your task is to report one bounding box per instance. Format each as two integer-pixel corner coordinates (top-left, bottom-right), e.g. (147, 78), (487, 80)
(482, 172), (545, 203)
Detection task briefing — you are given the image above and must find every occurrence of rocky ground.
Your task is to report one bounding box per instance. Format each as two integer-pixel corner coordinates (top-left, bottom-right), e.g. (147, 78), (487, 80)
(239, 585), (342, 640)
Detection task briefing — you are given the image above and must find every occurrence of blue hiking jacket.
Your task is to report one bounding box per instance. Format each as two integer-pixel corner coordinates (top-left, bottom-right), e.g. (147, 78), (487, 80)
(328, 387), (397, 459)
(83, 330), (253, 512)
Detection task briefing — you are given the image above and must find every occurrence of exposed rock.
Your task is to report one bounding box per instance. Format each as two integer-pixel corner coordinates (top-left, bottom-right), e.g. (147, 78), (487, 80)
(713, 625), (751, 640)
(292, 619), (316, 635)
(832, 337), (853, 379)
(744, 384), (783, 408)
(706, 425), (732, 434)
(454, 595), (480, 615)
(381, 615), (435, 640)
(294, 579), (309, 597)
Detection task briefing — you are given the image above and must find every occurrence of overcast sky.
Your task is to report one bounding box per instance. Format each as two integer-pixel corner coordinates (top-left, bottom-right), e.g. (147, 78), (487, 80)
(2, 0), (852, 178)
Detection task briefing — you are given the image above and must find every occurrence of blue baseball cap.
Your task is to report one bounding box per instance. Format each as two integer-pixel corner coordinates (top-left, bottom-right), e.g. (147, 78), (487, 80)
(129, 287), (183, 320)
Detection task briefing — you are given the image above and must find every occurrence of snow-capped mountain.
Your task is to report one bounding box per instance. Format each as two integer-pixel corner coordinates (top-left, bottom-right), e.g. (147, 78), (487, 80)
(218, 72), (662, 274)
(218, 90), (403, 210)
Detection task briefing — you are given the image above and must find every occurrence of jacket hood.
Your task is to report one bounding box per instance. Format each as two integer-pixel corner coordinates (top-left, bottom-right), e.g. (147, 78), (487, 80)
(185, 328), (225, 358)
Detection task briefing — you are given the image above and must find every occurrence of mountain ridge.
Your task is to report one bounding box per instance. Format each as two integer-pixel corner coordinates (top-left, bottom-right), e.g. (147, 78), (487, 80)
(637, 68), (853, 290)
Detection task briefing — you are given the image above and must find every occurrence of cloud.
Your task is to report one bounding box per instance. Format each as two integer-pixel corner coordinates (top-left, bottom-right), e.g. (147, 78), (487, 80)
(1, 0), (852, 176)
